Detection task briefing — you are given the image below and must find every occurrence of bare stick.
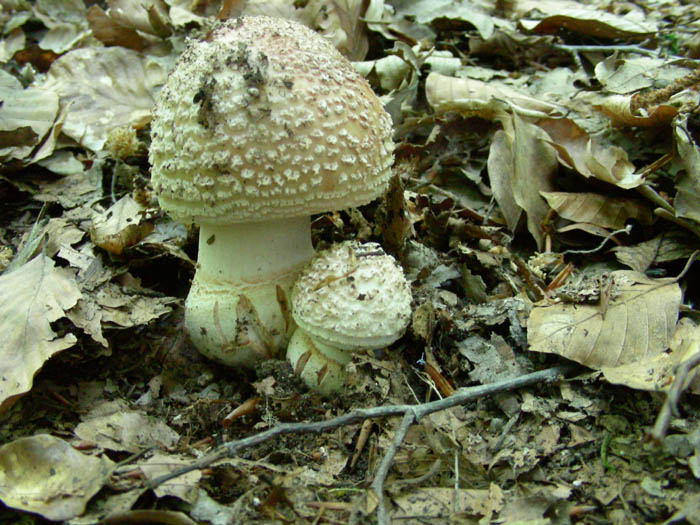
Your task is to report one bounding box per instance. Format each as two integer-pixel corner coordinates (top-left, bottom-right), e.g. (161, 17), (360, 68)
(649, 351), (700, 441)
(371, 411), (415, 525)
(552, 43), (659, 57)
(149, 365), (573, 489)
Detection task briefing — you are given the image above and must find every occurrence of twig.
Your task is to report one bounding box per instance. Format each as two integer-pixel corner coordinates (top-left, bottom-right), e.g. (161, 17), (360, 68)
(370, 411), (415, 525)
(649, 350), (700, 441)
(552, 43), (659, 57)
(148, 365), (574, 500)
(389, 459), (442, 488)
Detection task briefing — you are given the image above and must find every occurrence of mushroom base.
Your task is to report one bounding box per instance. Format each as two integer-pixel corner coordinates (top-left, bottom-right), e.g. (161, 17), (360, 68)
(185, 217), (313, 367)
(286, 329), (352, 394)
(186, 273), (299, 367)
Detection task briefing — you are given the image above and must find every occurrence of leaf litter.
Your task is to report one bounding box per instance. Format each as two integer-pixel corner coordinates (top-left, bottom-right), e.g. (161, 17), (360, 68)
(1, 0), (700, 523)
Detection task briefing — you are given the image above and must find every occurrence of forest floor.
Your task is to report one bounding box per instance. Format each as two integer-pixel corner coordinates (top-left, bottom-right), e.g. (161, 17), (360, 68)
(1, 0), (700, 524)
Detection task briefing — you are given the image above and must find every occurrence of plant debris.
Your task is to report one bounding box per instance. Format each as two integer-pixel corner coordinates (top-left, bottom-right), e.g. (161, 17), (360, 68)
(1, 0), (699, 523)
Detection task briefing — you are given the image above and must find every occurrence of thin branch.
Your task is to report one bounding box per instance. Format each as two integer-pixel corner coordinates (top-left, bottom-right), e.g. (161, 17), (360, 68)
(148, 365), (574, 491)
(552, 43), (659, 57)
(649, 350), (700, 441)
(371, 411), (415, 525)
(389, 459), (442, 488)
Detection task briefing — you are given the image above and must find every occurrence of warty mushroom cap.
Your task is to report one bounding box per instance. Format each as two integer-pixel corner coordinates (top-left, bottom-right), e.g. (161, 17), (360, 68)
(149, 15), (394, 225)
(291, 241), (412, 351)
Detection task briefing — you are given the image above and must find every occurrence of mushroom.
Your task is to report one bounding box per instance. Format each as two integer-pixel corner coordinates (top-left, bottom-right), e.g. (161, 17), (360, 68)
(287, 241), (412, 393)
(148, 16), (394, 366)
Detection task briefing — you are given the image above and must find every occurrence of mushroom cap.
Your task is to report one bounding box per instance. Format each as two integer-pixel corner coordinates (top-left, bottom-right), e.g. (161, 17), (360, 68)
(149, 15), (394, 225)
(291, 241), (412, 351)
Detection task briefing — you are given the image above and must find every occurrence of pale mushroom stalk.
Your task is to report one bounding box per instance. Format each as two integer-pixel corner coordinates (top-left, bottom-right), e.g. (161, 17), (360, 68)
(186, 217), (312, 365)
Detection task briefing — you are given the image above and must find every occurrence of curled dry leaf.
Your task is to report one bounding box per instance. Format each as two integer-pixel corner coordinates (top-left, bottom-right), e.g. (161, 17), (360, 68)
(0, 434), (114, 521)
(87, 5), (149, 51)
(602, 317), (700, 393)
(104, 0), (171, 37)
(32, 0), (91, 53)
(538, 118), (642, 189)
(87, 0), (172, 51)
(394, 0), (495, 40)
(0, 70), (59, 162)
(90, 195), (155, 255)
(541, 191), (653, 230)
(594, 55), (694, 96)
(594, 94), (679, 127)
(304, 0), (369, 61)
(44, 46), (170, 151)
(426, 72), (563, 120)
(613, 233), (697, 272)
(673, 116), (700, 224)
(528, 271), (681, 372)
(489, 112), (558, 249)
(0, 255), (81, 412)
(516, 0), (656, 39)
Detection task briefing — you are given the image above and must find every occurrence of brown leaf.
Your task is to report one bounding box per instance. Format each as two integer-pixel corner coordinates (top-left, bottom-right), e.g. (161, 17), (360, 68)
(86, 5), (147, 51)
(0, 256), (81, 412)
(304, 0), (369, 61)
(594, 94), (678, 127)
(515, 0), (656, 40)
(90, 195), (154, 255)
(541, 191), (653, 229)
(0, 434), (114, 521)
(528, 271), (681, 370)
(500, 112), (559, 249)
(538, 118), (642, 188)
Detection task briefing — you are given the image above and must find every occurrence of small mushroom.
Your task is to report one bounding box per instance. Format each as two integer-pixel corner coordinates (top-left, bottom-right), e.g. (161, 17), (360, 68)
(148, 16), (394, 366)
(287, 241), (412, 393)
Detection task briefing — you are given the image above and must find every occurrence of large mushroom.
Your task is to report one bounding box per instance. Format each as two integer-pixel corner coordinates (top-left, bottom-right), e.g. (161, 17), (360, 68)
(149, 16), (394, 366)
(287, 241), (412, 394)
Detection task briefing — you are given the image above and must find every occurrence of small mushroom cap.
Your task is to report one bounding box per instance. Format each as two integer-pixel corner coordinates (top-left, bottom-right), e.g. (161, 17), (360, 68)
(149, 15), (394, 225)
(292, 241), (412, 351)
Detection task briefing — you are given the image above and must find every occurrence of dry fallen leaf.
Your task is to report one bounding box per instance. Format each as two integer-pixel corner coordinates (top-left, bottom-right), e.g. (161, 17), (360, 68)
(90, 195), (154, 255)
(392, 486), (502, 520)
(138, 453), (201, 503)
(0, 70), (59, 162)
(538, 117), (642, 189)
(74, 399), (180, 453)
(43, 46), (170, 151)
(0, 255), (81, 412)
(541, 191), (653, 229)
(0, 434), (114, 521)
(673, 116), (700, 225)
(426, 72), (562, 120)
(516, 0), (656, 39)
(394, 0), (495, 40)
(601, 317), (700, 392)
(594, 94), (679, 127)
(528, 271), (681, 372)
(496, 112), (559, 249)
(613, 233), (697, 272)
(303, 0), (369, 61)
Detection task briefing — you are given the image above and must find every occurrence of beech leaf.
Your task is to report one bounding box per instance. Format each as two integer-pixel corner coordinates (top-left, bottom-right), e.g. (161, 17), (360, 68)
(528, 271), (681, 370)
(0, 256), (81, 412)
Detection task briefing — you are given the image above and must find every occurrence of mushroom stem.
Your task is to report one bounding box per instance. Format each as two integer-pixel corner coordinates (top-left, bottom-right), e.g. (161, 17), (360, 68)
(286, 329), (352, 394)
(186, 216), (313, 366)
